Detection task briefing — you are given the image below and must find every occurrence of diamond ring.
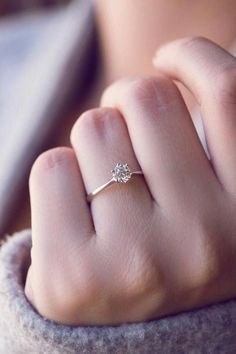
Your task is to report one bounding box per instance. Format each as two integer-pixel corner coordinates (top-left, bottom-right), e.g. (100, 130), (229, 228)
(87, 163), (143, 202)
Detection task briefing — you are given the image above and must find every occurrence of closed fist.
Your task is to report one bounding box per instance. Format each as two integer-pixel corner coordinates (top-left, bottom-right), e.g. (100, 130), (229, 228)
(25, 38), (236, 325)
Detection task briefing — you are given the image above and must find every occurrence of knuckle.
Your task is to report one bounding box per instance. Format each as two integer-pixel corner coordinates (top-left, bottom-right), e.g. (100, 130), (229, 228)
(119, 250), (163, 301)
(177, 37), (236, 108)
(71, 107), (118, 143)
(30, 147), (74, 182)
(124, 76), (177, 110)
(32, 269), (101, 324)
(101, 77), (133, 104)
(186, 227), (221, 291)
(214, 65), (236, 106)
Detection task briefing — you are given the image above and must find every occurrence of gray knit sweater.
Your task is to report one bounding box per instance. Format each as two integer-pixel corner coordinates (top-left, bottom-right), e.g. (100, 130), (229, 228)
(0, 230), (236, 353)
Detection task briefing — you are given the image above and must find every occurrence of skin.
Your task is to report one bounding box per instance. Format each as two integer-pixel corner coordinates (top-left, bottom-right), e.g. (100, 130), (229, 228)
(95, 0), (236, 83)
(9, 0), (236, 232)
(25, 37), (236, 325)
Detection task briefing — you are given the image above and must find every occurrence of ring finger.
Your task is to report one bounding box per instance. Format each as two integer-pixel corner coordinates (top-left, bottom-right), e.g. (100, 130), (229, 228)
(71, 107), (152, 239)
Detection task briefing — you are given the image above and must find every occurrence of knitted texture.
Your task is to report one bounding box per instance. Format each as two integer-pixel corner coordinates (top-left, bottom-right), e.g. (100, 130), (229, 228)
(1, 230), (236, 353)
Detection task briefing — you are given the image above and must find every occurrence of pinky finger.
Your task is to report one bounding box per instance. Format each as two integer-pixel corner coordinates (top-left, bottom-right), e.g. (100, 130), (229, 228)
(26, 147), (94, 308)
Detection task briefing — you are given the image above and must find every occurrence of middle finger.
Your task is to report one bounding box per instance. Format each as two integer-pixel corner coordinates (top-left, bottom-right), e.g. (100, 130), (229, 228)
(101, 76), (220, 207)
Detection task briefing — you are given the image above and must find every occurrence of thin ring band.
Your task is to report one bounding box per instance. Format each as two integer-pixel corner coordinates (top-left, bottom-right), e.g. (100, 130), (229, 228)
(87, 163), (143, 202)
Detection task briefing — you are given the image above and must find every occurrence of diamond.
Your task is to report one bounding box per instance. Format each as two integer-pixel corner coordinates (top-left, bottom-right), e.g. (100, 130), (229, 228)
(111, 163), (132, 183)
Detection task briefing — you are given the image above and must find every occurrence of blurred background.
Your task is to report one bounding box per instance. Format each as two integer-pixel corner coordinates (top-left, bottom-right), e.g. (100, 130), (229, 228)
(0, 0), (97, 238)
(3, 1), (235, 240)
(0, 0), (70, 15)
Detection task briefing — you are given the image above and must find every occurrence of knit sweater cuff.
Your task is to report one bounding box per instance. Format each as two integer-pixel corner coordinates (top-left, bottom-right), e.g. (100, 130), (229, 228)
(1, 230), (236, 353)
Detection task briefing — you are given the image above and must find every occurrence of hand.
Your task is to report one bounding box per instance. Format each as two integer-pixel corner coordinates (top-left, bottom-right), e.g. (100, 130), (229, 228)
(25, 37), (236, 325)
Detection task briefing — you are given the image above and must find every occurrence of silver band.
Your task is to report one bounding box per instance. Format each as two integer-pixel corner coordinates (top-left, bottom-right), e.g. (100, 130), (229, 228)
(87, 163), (143, 202)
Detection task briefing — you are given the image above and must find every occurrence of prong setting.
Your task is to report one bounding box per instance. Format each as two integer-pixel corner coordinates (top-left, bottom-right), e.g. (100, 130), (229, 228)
(111, 163), (132, 183)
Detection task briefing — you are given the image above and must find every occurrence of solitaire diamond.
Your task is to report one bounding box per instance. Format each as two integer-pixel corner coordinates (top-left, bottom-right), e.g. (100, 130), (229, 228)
(87, 162), (143, 202)
(111, 163), (132, 183)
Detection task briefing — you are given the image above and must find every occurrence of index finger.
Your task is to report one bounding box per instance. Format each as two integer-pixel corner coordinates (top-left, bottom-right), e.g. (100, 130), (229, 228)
(154, 37), (236, 198)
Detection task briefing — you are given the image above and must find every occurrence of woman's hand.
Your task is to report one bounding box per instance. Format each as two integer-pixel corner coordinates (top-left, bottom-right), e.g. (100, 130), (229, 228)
(25, 37), (236, 325)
